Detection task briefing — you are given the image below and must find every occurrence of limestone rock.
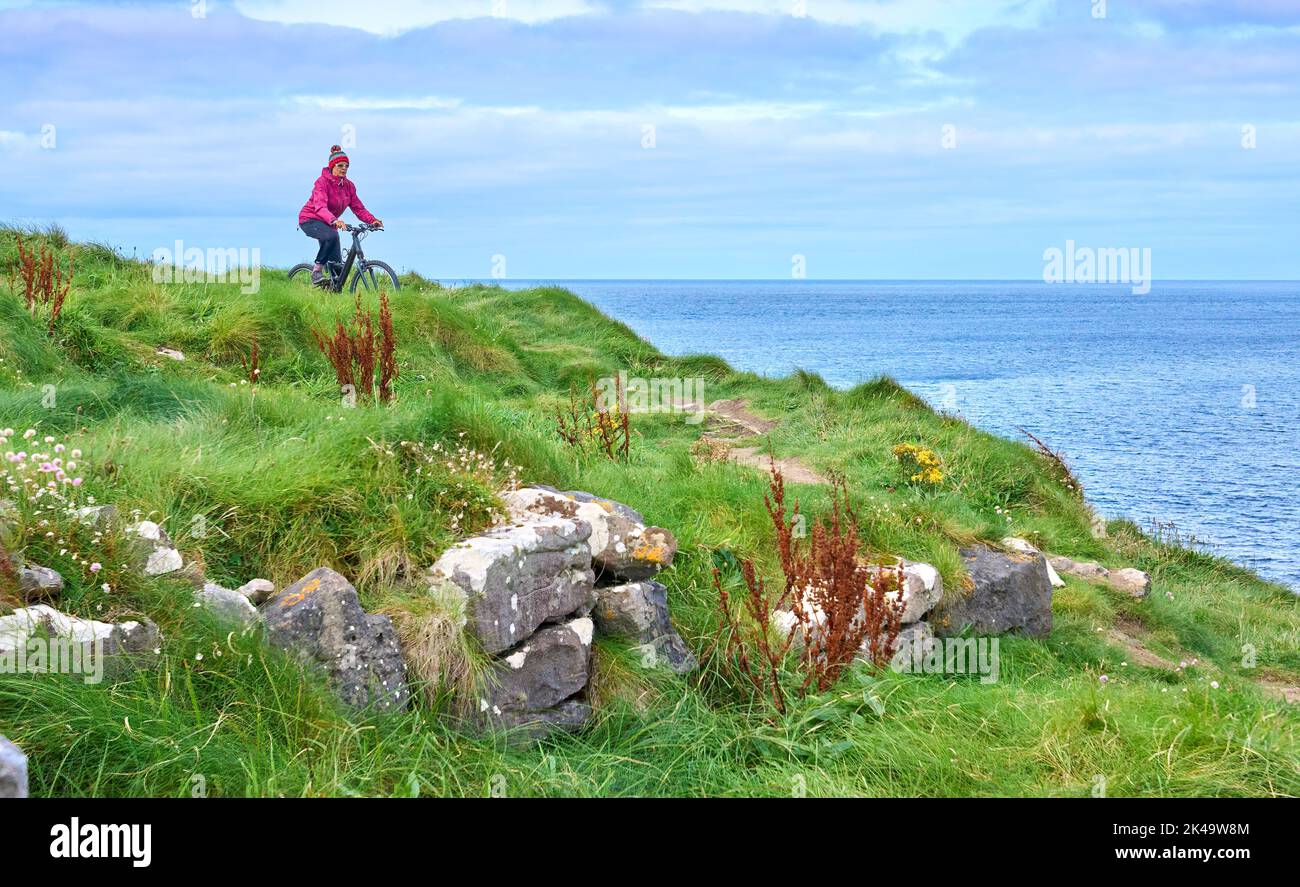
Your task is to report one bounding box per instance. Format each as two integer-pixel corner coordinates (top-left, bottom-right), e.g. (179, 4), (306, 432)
(0, 736), (27, 798)
(1047, 555), (1151, 598)
(0, 605), (160, 676)
(235, 578), (275, 605)
(502, 486), (676, 582)
(592, 579), (697, 674)
(1108, 567), (1152, 599)
(261, 567), (409, 713)
(933, 544), (1053, 638)
(1047, 555), (1108, 582)
(195, 583), (258, 626)
(474, 617), (593, 739)
(125, 521), (183, 576)
(76, 504), (118, 531)
(874, 559), (943, 623)
(426, 516), (595, 654)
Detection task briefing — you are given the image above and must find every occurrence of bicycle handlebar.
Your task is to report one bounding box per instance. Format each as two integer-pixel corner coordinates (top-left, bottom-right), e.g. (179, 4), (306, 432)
(344, 222), (383, 233)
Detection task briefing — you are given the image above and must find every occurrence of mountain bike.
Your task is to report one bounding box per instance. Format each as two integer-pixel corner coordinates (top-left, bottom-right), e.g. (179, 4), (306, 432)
(289, 222), (400, 292)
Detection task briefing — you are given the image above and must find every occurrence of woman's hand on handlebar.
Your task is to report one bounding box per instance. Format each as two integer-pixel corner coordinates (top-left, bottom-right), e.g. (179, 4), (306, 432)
(372, 219), (384, 229)
(333, 219), (347, 230)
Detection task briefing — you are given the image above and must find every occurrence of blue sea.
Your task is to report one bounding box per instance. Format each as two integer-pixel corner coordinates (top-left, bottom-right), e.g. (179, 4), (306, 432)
(487, 280), (1300, 591)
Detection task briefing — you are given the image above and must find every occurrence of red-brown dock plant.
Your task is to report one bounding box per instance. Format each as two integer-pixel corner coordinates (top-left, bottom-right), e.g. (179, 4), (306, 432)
(8, 234), (73, 334)
(241, 336), (261, 385)
(707, 462), (907, 714)
(310, 290), (397, 404)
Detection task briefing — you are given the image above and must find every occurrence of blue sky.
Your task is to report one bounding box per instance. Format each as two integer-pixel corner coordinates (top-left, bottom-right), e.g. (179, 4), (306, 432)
(1, 0), (1297, 278)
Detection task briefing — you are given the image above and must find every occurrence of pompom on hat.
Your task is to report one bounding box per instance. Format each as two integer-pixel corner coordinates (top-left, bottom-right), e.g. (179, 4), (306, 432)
(327, 145), (350, 168)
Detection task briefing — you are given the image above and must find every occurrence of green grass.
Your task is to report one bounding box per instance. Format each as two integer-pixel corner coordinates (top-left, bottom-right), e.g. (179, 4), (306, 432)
(0, 223), (1296, 797)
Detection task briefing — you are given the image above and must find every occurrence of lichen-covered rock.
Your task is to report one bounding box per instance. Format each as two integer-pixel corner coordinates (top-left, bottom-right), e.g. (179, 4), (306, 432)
(0, 736), (27, 798)
(426, 516), (595, 654)
(592, 580), (697, 674)
(125, 520), (183, 576)
(474, 617), (593, 739)
(261, 568), (409, 713)
(503, 486), (676, 582)
(195, 583), (258, 626)
(18, 563), (63, 599)
(932, 544), (1053, 638)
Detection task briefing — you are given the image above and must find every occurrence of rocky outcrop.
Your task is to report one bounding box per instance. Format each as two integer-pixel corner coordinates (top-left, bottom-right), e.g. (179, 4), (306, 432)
(474, 617), (594, 740)
(1048, 555), (1151, 599)
(592, 580), (697, 674)
(262, 567), (409, 713)
(426, 516), (596, 655)
(502, 486), (677, 582)
(0, 736), (27, 798)
(933, 544), (1053, 638)
(435, 486), (691, 739)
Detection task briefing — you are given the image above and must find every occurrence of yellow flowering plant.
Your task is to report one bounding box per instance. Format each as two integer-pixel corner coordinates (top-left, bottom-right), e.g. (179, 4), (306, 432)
(892, 443), (944, 485)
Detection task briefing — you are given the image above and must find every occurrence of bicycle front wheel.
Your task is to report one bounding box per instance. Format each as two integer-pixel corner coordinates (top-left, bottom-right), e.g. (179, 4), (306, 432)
(350, 260), (401, 293)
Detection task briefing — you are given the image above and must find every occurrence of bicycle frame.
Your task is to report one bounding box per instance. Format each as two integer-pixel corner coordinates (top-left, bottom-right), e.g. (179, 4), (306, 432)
(327, 227), (369, 292)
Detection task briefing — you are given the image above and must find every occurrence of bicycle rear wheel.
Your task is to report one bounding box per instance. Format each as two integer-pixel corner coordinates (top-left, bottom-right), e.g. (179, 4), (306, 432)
(350, 260), (401, 293)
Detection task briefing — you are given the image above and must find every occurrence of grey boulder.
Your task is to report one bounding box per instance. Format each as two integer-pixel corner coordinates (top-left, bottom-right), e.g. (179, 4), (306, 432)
(592, 579), (697, 674)
(474, 617), (593, 739)
(933, 544), (1053, 638)
(18, 563), (63, 599)
(0, 736), (27, 798)
(426, 516), (595, 654)
(261, 567), (409, 713)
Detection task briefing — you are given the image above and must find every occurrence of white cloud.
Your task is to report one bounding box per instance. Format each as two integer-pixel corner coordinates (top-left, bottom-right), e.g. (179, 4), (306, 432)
(235, 0), (602, 35)
(292, 95), (463, 111)
(645, 0), (1053, 43)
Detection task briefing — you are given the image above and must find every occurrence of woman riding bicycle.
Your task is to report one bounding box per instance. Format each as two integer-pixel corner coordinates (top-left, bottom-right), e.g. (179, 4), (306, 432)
(298, 145), (384, 287)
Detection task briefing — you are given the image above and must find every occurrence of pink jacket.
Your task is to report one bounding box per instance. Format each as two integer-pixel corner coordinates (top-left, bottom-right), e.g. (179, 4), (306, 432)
(298, 167), (377, 226)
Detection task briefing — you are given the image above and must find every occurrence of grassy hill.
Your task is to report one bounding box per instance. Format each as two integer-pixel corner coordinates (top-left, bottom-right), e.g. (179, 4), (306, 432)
(1, 224), (1296, 797)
